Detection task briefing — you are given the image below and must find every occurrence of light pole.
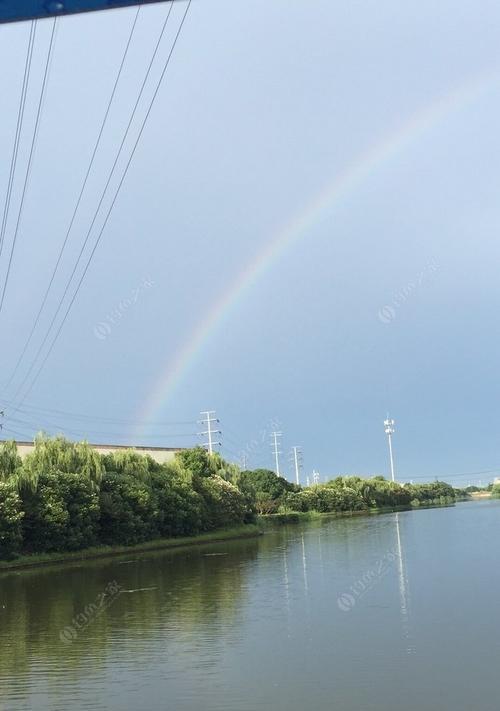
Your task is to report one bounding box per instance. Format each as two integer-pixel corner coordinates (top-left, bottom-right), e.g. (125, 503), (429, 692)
(384, 417), (396, 482)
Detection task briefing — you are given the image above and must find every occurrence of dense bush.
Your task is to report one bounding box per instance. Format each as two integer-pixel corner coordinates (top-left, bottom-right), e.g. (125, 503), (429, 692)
(196, 476), (248, 530)
(56, 472), (100, 550)
(150, 470), (204, 537)
(0, 482), (24, 559)
(405, 481), (456, 505)
(21, 473), (70, 552)
(283, 477), (457, 515)
(99, 472), (159, 546)
(237, 469), (296, 514)
(20, 471), (100, 552)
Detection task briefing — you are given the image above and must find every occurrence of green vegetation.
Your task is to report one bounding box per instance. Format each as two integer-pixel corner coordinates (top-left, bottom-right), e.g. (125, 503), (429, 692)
(281, 477), (458, 514)
(491, 482), (500, 497)
(0, 438), (253, 561)
(0, 436), (467, 562)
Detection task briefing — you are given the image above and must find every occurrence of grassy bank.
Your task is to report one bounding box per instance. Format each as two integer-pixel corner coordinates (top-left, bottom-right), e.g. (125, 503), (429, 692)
(0, 524), (262, 572)
(259, 500), (458, 526)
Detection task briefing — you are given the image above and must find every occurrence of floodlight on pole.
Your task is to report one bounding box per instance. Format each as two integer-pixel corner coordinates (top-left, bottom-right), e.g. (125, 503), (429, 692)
(384, 417), (396, 482)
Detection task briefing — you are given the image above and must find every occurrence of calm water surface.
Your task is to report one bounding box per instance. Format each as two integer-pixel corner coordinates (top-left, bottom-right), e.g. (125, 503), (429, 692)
(1, 500), (500, 711)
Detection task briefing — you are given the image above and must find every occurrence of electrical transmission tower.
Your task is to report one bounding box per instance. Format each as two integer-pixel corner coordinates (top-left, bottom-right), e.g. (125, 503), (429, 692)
(312, 469), (320, 485)
(271, 431), (282, 476)
(291, 446), (303, 486)
(198, 410), (221, 455)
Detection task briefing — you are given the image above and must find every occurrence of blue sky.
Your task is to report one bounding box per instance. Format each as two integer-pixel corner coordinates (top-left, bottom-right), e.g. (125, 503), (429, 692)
(0, 0), (499, 486)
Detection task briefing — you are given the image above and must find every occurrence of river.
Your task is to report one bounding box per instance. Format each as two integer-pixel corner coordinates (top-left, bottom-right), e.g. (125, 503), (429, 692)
(1, 499), (499, 711)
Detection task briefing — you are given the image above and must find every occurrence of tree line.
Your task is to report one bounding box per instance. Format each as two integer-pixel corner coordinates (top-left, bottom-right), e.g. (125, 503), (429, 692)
(0, 436), (464, 560)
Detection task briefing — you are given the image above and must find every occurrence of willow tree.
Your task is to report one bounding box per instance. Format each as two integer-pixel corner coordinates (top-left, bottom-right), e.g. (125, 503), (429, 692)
(101, 450), (159, 481)
(0, 441), (22, 482)
(21, 434), (103, 492)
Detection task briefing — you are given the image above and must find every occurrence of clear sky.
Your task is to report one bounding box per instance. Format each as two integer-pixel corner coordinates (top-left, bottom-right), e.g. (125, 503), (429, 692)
(0, 0), (499, 486)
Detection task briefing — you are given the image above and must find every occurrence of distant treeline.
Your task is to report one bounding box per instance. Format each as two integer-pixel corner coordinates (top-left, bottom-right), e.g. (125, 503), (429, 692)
(0, 437), (466, 560)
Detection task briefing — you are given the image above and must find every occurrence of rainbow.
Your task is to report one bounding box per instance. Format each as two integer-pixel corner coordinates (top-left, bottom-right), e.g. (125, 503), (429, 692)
(135, 69), (498, 437)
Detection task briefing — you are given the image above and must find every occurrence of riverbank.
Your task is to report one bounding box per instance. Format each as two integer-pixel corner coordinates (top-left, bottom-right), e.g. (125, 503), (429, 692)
(259, 500), (459, 525)
(0, 525), (262, 572)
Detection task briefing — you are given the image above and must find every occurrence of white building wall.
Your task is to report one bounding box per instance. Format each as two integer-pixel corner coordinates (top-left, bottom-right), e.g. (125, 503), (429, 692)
(14, 442), (182, 465)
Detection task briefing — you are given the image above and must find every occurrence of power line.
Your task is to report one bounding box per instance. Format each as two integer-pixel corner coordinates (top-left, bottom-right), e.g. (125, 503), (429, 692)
(4, 418), (197, 442)
(8, 4), (174, 402)
(0, 18), (57, 315)
(11, 0), (192, 408)
(2, 426), (31, 440)
(0, 21), (36, 264)
(0, 397), (195, 426)
(3, 8), (141, 393)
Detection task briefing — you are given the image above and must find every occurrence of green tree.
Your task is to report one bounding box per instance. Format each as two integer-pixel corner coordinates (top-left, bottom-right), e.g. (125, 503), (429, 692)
(22, 434), (103, 492)
(196, 476), (247, 529)
(150, 468), (205, 537)
(21, 473), (69, 552)
(99, 473), (158, 546)
(101, 450), (161, 480)
(238, 469), (294, 499)
(0, 482), (24, 559)
(0, 441), (22, 482)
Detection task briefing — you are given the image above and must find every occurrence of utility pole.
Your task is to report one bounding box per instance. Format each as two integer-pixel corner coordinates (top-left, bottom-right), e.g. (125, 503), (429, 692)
(241, 453), (247, 470)
(198, 410), (221, 455)
(271, 431), (282, 476)
(384, 417), (396, 482)
(291, 446), (303, 486)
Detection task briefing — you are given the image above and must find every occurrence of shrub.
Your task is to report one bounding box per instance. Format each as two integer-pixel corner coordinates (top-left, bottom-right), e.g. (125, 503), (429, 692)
(21, 473), (69, 552)
(0, 482), (24, 559)
(56, 472), (100, 550)
(196, 476), (248, 530)
(99, 473), (158, 546)
(150, 469), (204, 537)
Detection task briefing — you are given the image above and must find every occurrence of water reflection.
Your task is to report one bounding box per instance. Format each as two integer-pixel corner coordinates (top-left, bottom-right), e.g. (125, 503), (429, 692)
(2, 505), (499, 711)
(393, 512), (414, 654)
(0, 538), (261, 706)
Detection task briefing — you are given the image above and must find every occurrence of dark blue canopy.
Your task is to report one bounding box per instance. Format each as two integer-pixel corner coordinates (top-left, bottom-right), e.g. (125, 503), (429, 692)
(0, 0), (170, 24)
